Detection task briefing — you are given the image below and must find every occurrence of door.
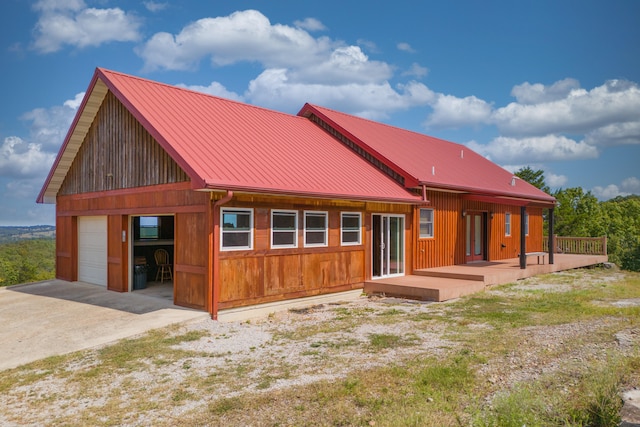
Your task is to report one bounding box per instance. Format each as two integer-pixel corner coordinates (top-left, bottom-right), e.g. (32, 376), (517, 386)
(78, 216), (108, 286)
(465, 212), (486, 263)
(372, 214), (405, 278)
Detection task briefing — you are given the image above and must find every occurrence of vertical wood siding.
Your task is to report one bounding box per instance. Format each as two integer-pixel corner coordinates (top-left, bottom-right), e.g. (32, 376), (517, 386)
(55, 214), (76, 282)
(174, 211), (209, 310)
(414, 190), (547, 269)
(59, 91), (188, 195)
(107, 215), (128, 292)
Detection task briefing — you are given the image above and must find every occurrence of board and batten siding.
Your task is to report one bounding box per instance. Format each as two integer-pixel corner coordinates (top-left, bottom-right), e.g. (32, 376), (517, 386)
(59, 91), (188, 196)
(413, 190), (547, 269)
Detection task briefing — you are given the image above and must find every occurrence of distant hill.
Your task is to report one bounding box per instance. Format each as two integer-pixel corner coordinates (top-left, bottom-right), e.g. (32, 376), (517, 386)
(0, 226), (56, 243)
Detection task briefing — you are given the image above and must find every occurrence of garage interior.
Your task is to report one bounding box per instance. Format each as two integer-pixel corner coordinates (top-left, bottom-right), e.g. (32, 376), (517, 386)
(132, 215), (174, 299)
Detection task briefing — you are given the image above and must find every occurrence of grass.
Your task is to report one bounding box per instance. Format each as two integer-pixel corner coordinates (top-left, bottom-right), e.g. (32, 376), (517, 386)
(1, 268), (639, 426)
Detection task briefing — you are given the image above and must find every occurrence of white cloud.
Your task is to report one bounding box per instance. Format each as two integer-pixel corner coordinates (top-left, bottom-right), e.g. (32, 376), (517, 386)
(621, 176), (640, 193)
(584, 121), (640, 146)
(293, 17), (326, 32)
(402, 63), (429, 79)
(32, 0), (141, 53)
(546, 172), (568, 188)
(143, 1), (168, 12)
(493, 79), (640, 137)
(425, 94), (492, 129)
(511, 78), (580, 105)
(0, 137), (55, 179)
(466, 135), (599, 164)
(592, 176), (640, 200)
(176, 82), (244, 102)
(21, 92), (82, 150)
(137, 10), (333, 71)
(397, 42), (415, 53)
(245, 69), (434, 119)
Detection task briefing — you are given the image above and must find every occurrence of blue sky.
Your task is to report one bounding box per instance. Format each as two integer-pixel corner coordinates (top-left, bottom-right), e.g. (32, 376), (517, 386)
(1, 0), (639, 225)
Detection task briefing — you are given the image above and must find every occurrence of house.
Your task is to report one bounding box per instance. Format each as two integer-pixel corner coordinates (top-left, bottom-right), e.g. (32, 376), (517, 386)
(38, 68), (556, 319)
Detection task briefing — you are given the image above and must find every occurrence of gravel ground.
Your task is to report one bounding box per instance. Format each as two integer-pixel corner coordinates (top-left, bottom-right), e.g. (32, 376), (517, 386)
(1, 269), (639, 426)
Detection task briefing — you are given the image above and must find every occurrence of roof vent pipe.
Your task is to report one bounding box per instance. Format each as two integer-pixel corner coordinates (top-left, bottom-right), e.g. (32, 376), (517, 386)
(432, 166), (436, 175)
(461, 149), (464, 159)
(511, 176), (517, 186)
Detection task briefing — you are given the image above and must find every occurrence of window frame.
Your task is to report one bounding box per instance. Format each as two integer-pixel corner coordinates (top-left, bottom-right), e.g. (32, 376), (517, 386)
(419, 208), (434, 239)
(505, 212), (511, 237)
(271, 209), (298, 249)
(220, 207), (254, 251)
(525, 212), (529, 236)
(340, 212), (362, 246)
(304, 210), (328, 248)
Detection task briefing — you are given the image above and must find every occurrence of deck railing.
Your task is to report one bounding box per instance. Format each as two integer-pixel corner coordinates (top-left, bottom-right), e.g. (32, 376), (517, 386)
(543, 235), (607, 255)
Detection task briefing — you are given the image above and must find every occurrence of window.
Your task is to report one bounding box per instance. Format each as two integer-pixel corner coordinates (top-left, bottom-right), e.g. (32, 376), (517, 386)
(505, 212), (511, 236)
(341, 212), (361, 245)
(419, 208), (434, 238)
(304, 211), (328, 247)
(139, 216), (159, 239)
(525, 212), (529, 236)
(221, 208), (253, 250)
(271, 210), (298, 248)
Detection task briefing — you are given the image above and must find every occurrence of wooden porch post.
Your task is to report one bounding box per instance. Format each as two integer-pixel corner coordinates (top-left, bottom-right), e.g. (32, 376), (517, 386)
(548, 207), (555, 265)
(520, 206), (527, 269)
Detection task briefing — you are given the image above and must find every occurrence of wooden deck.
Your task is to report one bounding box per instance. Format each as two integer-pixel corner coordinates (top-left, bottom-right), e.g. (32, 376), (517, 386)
(364, 254), (609, 302)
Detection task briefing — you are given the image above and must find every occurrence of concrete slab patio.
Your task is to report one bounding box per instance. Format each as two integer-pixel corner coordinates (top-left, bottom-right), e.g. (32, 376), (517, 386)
(0, 280), (208, 371)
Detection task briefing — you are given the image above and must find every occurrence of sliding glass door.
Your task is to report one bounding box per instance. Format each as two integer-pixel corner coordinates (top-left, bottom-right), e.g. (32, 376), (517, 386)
(372, 214), (405, 278)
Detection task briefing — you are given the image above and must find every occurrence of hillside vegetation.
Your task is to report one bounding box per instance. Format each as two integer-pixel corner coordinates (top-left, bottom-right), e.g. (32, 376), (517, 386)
(0, 239), (55, 286)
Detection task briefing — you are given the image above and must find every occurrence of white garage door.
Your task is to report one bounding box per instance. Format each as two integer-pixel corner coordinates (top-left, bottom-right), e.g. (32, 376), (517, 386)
(78, 216), (108, 287)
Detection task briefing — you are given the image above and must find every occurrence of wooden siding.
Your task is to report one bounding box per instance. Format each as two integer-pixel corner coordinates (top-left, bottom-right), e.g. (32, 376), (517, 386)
(174, 211), (209, 310)
(413, 190), (547, 269)
(59, 91), (188, 196)
(217, 194), (411, 309)
(55, 214), (76, 282)
(107, 215), (128, 292)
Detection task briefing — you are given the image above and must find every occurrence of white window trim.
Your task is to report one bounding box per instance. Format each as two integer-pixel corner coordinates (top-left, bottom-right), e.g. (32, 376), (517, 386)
(304, 210), (328, 248)
(271, 209), (298, 249)
(419, 208), (434, 239)
(505, 212), (511, 237)
(340, 212), (362, 246)
(220, 207), (253, 251)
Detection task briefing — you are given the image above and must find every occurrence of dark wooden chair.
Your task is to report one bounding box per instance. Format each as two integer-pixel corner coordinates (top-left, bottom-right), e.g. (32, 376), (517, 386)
(154, 249), (173, 283)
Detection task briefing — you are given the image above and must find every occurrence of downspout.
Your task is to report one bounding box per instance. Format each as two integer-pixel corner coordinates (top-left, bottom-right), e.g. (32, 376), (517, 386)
(211, 190), (234, 320)
(421, 184), (429, 203)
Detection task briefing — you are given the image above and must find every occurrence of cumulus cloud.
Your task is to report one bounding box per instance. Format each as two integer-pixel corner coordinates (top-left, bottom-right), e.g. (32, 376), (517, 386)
(592, 176), (640, 200)
(20, 92), (82, 150)
(176, 82), (244, 102)
(621, 177), (640, 193)
(0, 137), (55, 179)
(466, 135), (599, 164)
(546, 172), (568, 188)
(493, 79), (640, 137)
(245, 69), (434, 118)
(584, 121), (640, 146)
(511, 78), (580, 105)
(425, 94), (492, 129)
(137, 10), (333, 71)
(32, 0), (141, 53)
(293, 17), (326, 31)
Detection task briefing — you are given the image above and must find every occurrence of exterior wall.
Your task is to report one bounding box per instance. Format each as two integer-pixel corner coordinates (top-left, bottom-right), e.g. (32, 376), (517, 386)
(56, 184), (210, 308)
(413, 190), (547, 269)
(217, 194), (413, 309)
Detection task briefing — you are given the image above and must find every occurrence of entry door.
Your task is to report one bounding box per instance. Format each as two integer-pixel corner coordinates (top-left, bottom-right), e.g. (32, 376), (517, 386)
(465, 212), (485, 263)
(372, 214), (405, 278)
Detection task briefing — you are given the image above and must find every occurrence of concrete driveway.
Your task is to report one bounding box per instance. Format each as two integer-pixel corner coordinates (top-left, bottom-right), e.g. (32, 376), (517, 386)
(0, 280), (209, 371)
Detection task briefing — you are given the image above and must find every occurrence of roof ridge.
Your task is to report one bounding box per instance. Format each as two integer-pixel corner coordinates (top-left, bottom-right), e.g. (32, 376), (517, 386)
(306, 103), (464, 147)
(98, 67), (308, 122)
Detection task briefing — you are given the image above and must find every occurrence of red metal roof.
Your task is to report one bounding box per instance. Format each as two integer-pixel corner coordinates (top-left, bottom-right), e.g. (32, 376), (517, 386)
(299, 104), (556, 205)
(38, 68), (420, 204)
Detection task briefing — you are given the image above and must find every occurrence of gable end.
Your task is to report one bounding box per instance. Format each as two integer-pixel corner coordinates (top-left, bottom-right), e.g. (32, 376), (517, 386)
(59, 91), (189, 196)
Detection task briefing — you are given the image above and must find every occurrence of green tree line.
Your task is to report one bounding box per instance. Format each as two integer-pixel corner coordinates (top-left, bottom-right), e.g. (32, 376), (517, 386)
(0, 239), (55, 287)
(517, 166), (640, 271)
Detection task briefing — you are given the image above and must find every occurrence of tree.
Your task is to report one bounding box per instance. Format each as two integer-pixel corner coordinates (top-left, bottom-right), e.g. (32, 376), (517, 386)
(552, 187), (605, 237)
(515, 166), (551, 194)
